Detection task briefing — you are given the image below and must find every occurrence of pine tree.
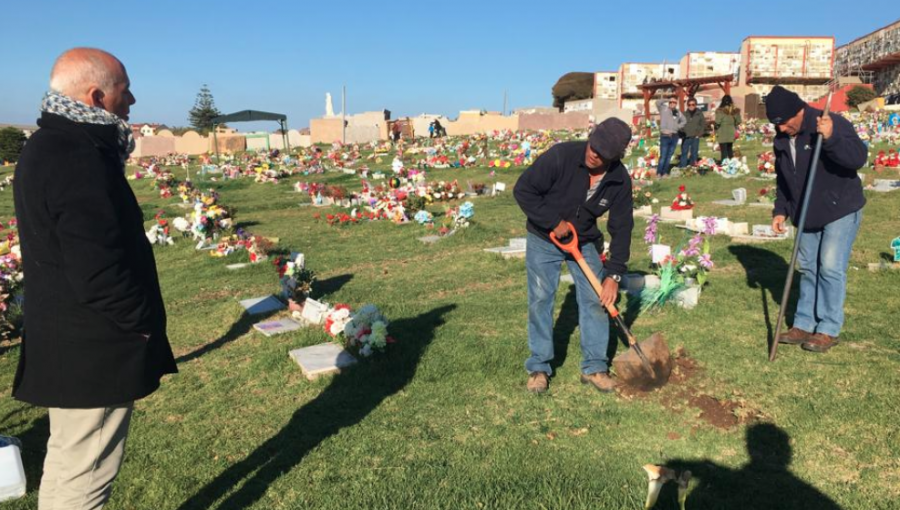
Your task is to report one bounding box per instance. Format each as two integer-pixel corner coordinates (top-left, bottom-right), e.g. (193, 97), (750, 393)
(0, 127), (27, 163)
(188, 85), (223, 133)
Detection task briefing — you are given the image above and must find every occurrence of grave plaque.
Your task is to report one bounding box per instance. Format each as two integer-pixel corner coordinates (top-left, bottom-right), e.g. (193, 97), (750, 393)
(300, 298), (327, 325)
(239, 295), (285, 315)
(289, 343), (357, 380)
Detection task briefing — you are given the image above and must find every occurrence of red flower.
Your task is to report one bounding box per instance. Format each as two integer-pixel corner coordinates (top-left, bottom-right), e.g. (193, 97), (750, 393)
(326, 214), (335, 221)
(679, 185), (686, 192)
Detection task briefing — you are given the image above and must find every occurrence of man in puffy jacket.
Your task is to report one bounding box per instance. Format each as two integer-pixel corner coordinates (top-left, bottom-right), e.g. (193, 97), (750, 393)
(767, 85), (867, 353)
(514, 118), (634, 394)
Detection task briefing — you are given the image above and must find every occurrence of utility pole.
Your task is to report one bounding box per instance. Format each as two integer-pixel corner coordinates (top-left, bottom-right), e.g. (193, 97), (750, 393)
(503, 90), (508, 116)
(341, 85), (346, 145)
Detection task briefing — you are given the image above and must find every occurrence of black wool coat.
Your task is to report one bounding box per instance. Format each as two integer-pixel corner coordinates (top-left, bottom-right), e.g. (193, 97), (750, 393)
(12, 112), (177, 408)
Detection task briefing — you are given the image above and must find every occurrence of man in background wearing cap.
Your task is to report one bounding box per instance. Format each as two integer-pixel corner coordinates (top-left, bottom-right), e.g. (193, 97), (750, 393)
(656, 96), (686, 177)
(513, 118), (634, 393)
(766, 85), (867, 353)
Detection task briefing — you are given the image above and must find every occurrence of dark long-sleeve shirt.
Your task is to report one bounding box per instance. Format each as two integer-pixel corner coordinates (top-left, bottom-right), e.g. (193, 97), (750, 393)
(513, 141), (633, 277)
(773, 106), (867, 230)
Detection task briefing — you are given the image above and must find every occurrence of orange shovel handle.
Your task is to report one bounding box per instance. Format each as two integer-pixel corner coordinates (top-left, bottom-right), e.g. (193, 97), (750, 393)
(549, 221), (621, 320)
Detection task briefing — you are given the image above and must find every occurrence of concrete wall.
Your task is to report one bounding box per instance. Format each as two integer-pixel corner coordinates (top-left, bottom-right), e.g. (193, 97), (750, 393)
(410, 114), (450, 137)
(311, 118), (344, 144)
(174, 131), (208, 154)
(211, 134), (246, 153)
(519, 112), (589, 131)
(445, 111), (518, 136)
(133, 136), (176, 158)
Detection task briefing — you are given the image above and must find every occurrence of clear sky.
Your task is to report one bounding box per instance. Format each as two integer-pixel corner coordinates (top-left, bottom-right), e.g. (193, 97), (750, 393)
(1, 1), (897, 131)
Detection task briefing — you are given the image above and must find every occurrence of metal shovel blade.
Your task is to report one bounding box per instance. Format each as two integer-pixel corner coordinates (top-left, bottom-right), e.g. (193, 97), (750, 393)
(613, 333), (673, 391)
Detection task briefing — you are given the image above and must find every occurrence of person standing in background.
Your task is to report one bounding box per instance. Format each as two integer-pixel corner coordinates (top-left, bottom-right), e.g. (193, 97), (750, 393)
(656, 96), (685, 177)
(715, 95), (741, 162)
(680, 98), (705, 167)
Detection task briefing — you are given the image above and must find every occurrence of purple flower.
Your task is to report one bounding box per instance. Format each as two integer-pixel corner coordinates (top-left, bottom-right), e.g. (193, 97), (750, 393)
(698, 253), (714, 269)
(644, 215), (659, 244)
(702, 216), (717, 235)
(681, 234), (703, 258)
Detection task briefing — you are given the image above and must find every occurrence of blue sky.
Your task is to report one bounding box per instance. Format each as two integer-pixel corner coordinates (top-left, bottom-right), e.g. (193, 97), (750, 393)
(1, 1), (896, 131)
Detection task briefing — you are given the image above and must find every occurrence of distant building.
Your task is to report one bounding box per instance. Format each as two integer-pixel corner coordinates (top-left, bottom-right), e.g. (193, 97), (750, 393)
(131, 123), (165, 137)
(834, 19), (900, 98)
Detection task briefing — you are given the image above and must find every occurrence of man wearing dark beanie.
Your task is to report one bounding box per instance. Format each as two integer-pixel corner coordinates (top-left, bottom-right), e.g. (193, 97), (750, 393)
(513, 118), (634, 393)
(766, 85), (867, 353)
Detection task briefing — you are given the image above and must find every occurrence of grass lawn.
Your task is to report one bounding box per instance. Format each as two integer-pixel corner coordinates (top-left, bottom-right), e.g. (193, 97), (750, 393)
(0, 136), (898, 510)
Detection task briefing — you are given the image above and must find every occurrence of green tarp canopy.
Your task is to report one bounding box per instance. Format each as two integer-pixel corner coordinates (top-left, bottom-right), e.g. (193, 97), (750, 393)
(211, 110), (290, 160)
(212, 110), (286, 124)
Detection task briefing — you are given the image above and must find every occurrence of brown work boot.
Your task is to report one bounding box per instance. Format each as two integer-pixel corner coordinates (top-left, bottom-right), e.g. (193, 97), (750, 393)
(802, 333), (840, 353)
(580, 372), (618, 393)
(527, 372), (549, 393)
(778, 327), (813, 345)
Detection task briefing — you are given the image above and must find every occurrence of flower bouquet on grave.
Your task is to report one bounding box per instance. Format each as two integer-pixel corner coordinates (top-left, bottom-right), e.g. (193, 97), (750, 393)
(641, 225), (714, 311)
(275, 253), (316, 310)
(715, 157), (750, 178)
(404, 194), (427, 214)
(414, 209), (434, 226)
(670, 185), (694, 211)
(151, 170), (175, 190)
(341, 304), (395, 357)
(632, 184), (657, 208)
(158, 184), (173, 199)
(757, 151), (776, 178)
(0, 222), (24, 340)
(146, 211), (175, 246)
(757, 186), (777, 203)
(177, 180), (198, 203)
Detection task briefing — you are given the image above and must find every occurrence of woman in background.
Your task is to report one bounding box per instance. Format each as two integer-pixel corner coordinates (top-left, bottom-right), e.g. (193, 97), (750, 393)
(715, 95), (741, 162)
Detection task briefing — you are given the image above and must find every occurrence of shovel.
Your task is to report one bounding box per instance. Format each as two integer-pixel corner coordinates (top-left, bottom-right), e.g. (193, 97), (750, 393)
(550, 222), (673, 390)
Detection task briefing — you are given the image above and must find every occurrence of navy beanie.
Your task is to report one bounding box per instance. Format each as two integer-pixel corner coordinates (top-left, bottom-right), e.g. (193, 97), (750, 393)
(766, 85), (806, 125)
(589, 118), (632, 162)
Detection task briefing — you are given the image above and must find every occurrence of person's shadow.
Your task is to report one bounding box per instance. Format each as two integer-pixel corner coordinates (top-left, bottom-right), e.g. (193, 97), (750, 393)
(666, 423), (843, 510)
(549, 285), (578, 373)
(175, 273), (354, 364)
(175, 304), (456, 510)
(728, 246), (797, 353)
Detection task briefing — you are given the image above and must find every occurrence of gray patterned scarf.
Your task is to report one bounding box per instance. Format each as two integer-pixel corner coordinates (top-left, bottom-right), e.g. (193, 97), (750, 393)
(41, 91), (135, 166)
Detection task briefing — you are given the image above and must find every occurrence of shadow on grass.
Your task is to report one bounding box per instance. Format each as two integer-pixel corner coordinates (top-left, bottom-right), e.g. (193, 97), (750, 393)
(311, 274), (353, 299)
(549, 286), (578, 374)
(16, 412), (49, 497)
(176, 275), (354, 365)
(175, 304), (456, 510)
(728, 246), (798, 353)
(175, 310), (278, 364)
(880, 252), (893, 263)
(666, 423), (842, 510)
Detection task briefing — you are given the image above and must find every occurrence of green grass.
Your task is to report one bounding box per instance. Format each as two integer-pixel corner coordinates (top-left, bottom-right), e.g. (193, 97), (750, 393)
(0, 137), (898, 509)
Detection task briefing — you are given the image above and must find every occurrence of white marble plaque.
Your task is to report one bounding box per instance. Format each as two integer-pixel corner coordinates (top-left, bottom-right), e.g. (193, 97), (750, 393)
(239, 295), (286, 315)
(289, 343), (357, 380)
(300, 298), (327, 325)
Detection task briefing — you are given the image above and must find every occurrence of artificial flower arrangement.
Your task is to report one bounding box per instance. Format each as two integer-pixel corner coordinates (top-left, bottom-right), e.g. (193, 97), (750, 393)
(757, 186), (777, 203)
(422, 180), (465, 203)
(873, 149), (900, 172)
(640, 215), (715, 311)
(178, 190), (234, 247)
(439, 201), (474, 235)
(274, 252), (316, 309)
(488, 159), (513, 169)
(414, 210), (434, 225)
(715, 157), (750, 178)
(145, 211), (174, 246)
(632, 183), (658, 208)
(159, 185), (173, 199)
(151, 170), (176, 190)
(670, 185), (694, 211)
(0, 176), (14, 192)
(177, 180), (197, 203)
(757, 151), (776, 176)
(324, 303), (394, 357)
(0, 219), (23, 340)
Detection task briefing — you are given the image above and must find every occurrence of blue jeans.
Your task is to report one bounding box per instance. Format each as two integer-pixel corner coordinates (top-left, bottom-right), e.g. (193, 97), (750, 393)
(793, 210), (862, 337)
(658, 135), (678, 176)
(680, 137), (700, 167)
(525, 233), (609, 376)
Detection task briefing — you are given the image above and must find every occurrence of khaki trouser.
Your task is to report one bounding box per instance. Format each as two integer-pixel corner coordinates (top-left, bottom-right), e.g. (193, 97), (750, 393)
(38, 404), (134, 510)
